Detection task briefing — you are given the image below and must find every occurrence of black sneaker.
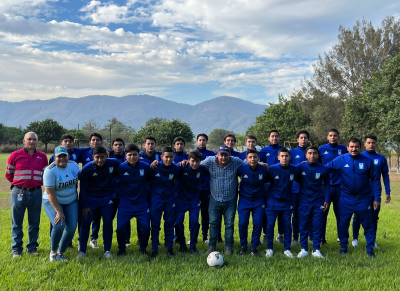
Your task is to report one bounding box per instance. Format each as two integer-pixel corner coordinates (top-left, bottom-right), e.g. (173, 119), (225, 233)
(321, 239), (327, 245)
(149, 251), (158, 261)
(366, 250), (376, 258)
(205, 246), (216, 255)
(167, 248), (174, 259)
(250, 248), (261, 257)
(239, 247), (247, 256)
(339, 249), (348, 256)
(190, 247), (199, 255)
(176, 247), (188, 254)
(117, 250), (126, 256)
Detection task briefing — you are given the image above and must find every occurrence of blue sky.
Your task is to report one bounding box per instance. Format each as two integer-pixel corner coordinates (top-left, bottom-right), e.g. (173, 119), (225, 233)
(0, 0), (398, 105)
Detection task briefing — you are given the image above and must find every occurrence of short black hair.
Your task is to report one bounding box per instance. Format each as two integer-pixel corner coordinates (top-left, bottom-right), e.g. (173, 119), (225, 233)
(269, 130), (279, 137)
(246, 135), (257, 142)
(89, 132), (103, 141)
(278, 147), (290, 155)
(246, 149), (259, 156)
(188, 151), (202, 161)
(60, 134), (74, 142)
(112, 138), (125, 146)
(93, 146), (107, 155)
(173, 136), (186, 145)
(328, 128), (339, 136)
(162, 146), (174, 154)
(348, 138), (362, 147)
(197, 133), (208, 141)
(296, 130), (310, 139)
(224, 133), (236, 142)
(125, 144), (140, 153)
(306, 146), (320, 155)
(144, 136), (156, 144)
(365, 134), (377, 142)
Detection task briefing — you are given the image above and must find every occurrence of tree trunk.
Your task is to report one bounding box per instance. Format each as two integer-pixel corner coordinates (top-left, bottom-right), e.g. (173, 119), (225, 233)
(45, 143), (48, 154)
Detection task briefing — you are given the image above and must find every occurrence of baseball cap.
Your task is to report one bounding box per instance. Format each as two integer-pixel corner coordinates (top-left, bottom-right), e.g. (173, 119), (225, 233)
(55, 146), (68, 156)
(216, 145), (230, 154)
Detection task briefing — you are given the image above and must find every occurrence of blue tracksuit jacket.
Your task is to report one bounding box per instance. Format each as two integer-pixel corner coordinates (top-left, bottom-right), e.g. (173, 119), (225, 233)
(177, 164), (209, 203)
(290, 146), (308, 193)
(149, 161), (180, 202)
(295, 162), (331, 206)
(108, 150), (126, 162)
(139, 150), (161, 164)
(319, 143), (348, 185)
(237, 164), (269, 200)
(259, 143), (285, 165)
(49, 146), (91, 164)
(230, 149), (241, 158)
(174, 151), (188, 163)
(79, 158), (121, 208)
(195, 147), (215, 191)
(326, 153), (382, 203)
(360, 150), (391, 196)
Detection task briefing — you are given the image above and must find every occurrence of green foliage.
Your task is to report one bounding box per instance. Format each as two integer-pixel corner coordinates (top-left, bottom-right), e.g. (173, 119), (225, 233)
(25, 118), (65, 153)
(101, 117), (136, 145)
(81, 119), (101, 135)
(145, 117), (168, 127)
(208, 128), (236, 150)
(0, 123), (4, 142)
(65, 129), (87, 140)
(247, 96), (311, 146)
(0, 126), (24, 145)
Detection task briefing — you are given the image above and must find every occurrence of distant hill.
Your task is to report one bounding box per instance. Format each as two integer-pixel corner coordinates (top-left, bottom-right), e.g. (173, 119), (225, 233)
(0, 95), (268, 134)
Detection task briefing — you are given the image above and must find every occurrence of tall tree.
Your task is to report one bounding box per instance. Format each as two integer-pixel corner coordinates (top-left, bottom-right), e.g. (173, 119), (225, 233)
(25, 118), (65, 153)
(145, 117), (168, 127)
(208, 128), (236, 150)
(81, 119), (101, 135)
(101, 117), (135, 146)
(0, 123), (4, 142)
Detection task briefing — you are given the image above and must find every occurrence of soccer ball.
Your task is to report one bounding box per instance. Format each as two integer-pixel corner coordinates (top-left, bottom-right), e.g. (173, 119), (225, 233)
(207, 251), (224, 267)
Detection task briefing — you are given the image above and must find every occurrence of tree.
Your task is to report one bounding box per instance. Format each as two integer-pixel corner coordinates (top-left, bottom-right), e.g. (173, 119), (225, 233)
(65, 129), (87, 140)
(246, 95), (312, 146)
(81, 119), (101, 135)
(101, 117), (135, 146)
(208, 128), (236, 150)
(145, 117), (168, 127)
(0, 123), (4, 142)
(1, 126), (24, 145)
(25, 118), (65, 153)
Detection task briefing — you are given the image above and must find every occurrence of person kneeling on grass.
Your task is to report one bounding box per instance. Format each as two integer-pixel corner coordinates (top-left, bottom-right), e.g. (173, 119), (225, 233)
(237, 149), (269, 257)
(77, 146), (120, 259)
(43, 146), (81, 262)
(295, 146), (330, 259)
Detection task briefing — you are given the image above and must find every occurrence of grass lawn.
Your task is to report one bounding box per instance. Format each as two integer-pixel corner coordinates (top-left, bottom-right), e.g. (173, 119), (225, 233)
(0, 153), (399, 290)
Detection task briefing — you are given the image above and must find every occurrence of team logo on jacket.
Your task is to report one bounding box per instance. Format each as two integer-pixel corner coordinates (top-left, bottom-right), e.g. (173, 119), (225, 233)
(72, 154), (76, 160)
(338, 150), (342, 155)
(259, 174), (263, 180)
(140, 157), (143, 159)
(109, 167), (113, 173)
(140, 169), (144, 176)
(123, 172), (129, 175)
(315, 173), (320, 179)
(243, 175), (248, 178)
(169, 174), (174, 180)
(302, 172), (306, 175)
(275, 176), (279, 179)
(290, 174), (294, 181)
(320, 205), (324, 209)
(374, 159), (379, 165)
(344, 164), (349, 168)
(197, 172), (201, 178)
(359, 163), (364, 169)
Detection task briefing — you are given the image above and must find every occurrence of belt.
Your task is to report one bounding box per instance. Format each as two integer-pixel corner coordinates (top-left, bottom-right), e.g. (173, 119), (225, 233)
(13, 185), (42, 192)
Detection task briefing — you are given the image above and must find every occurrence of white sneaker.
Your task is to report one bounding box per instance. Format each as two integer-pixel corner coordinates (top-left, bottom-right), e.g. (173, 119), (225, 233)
(284, 250), (294, 258)
(291, 240), (299, 246)
(337, 237), (340, 242)
(187, 240), (191, 245)
(374, 242), (379, 248)
(49, 253), (58, 262)
(103, 251), (112, 259)
(76, 252), (86, 259)
(352, 239), (359, 247)
(312, 249), (324, 259)
(297, 249), (308, 258)
(265, 249), (274, 258)
(90, 239), (99, 249)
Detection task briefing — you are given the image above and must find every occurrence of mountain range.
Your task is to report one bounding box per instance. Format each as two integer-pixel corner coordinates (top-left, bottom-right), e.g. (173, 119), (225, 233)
(0, 95), (267, 134)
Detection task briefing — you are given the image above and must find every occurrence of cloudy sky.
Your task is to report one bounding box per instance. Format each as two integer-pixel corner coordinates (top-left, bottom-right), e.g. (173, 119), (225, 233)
(0, 0), (398, 105)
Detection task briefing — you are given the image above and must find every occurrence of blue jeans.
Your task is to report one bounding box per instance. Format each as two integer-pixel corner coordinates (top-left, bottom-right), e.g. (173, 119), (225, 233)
(10, 187), (42, 254)
(208, 197), (237, 248)
(43, 199), (78, 253)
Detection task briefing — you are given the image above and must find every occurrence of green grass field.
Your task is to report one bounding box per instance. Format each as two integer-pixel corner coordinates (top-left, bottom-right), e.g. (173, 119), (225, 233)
(0, 153), (399, 290)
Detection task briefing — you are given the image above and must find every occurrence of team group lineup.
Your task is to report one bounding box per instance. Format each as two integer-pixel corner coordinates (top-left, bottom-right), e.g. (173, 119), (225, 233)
(5, 128), (391, 262)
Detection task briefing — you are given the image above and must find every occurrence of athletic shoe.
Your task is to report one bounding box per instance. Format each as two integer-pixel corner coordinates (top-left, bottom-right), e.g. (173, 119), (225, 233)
(312, 249), (324, 259)
(203, 240), (210, 244)
(352, 239), (359, 247)
(176, 247), (188, 254)
(117, 250), (126, 257)
(167, 248), (174, 259)
(205, 247), (216, 255)
(103, 251), (112, 259)
(337, 237), (340, 242)
(224, 247), (233, 255)
(27, 249), (39, 256)
(374, 242), (379, 248)
(284, 250), (294, 258)
(265, 249), (274, 258)
(190, 247), (199, 255)
(76, 252), (86, 259)
(339, 249), (348, 256)
(125, 243), (131, 248)
(49, 253), (58, 262)
(291, 240), (299, 246)
(57, 254), (68, 262)
(187, 240), (191, 245)
(276, 234), (284, 245)
(239, 247), (247, 256)
(250, 248), (261, 257)
(149, 251), (158, 261)
(90, 239), (99, 249)
(260, 234), (266, 244)
(12, 253), (21, 258)
(367, 250), (376, 258)
(297, 249), (309, 258)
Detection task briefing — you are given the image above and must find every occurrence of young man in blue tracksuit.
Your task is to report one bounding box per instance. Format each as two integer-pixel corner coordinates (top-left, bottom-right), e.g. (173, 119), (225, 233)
(224, 133), (241, 158)
(173, 136), (189, 163)
(265, 147), (300, 258)
(352, 134), (391, 248)
(239, 135), (265, 161)
(175, 151), (209, 255)
(289, 130), (310, 245)
(259, 130), (286, 245)
(318, 129), (348, 244)
(115, 144), (151, 256)
(149, 147), (180, 260)
(295, 146), (331, 259)
(195, 133), (218, 243)
(77, 146), (120, 259)
(326, 138), (382, 258)
(237, 149), (269, 257)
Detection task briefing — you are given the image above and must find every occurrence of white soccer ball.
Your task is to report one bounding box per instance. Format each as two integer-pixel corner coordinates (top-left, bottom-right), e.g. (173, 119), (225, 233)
(207, 251), (224, 267)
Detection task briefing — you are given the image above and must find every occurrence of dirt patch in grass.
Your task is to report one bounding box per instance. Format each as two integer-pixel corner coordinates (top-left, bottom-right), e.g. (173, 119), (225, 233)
(0, 197), (10, 208)
(389, 173), (400, 183)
